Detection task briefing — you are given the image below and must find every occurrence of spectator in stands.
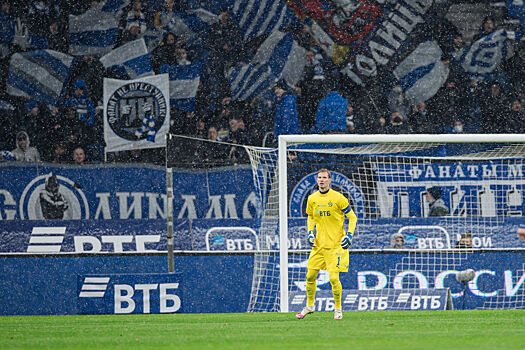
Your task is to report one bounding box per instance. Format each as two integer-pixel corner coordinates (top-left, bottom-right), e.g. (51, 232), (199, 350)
(51, 141), (68, 163)
(70, 55), (105, 103)
(176, 46), (191, 65)
(273, 79), (298, 142)
(373, 115), (388, 134)
(117, 0), (147, 44)
(227, 116), (250, 163)
(63, 79), (96, 127)
(408, 102), (433, 134)
(428, 74), (470, 133)
(72, 146), (86, 165)
(0, 101), (17, 151)
(151, 32), (178, 72)
(153, 0), (186, 29)
(425, 186), (449, 217)
(479, 81), (508, 133)
(198, 126), (227, 165)
(478, 15), (496, 39)
(384, 111), (412, 134)
(345, 101), (366, 134)
(205, 7), (243, 76)
(508, 96), (525, 133)
(502, 41), (525, 95)
(296, 49), (328, 132)
(390, 233), (405, 249)
(20, 99), (48, 152)
(456, 233), (473, 248)
(517, 226), (525, 241)
(0, 1), (16, 46)
(249, 90), (276, 146)
(448, 118), (466, 134)
(46, 21), (68, 53)
(11, 131), (41, 162)
(26, 0), (53, 37)
(52, 105), (89, 157)
(311, 79), (348, 134)
(121, 0), (147, 33)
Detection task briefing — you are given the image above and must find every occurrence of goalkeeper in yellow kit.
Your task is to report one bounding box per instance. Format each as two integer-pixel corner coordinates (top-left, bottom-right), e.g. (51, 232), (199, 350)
(296, 168), (357, 320)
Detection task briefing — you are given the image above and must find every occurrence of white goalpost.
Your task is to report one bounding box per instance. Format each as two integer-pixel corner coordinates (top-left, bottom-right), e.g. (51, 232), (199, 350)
(244, 134), (525, 313)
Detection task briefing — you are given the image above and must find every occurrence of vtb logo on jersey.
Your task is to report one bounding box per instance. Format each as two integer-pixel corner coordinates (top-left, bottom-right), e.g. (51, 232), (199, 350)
(285, 0), (382, 45)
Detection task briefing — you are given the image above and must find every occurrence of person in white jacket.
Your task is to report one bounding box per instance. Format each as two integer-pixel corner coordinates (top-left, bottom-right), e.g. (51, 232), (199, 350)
(11, 131), (41, 162)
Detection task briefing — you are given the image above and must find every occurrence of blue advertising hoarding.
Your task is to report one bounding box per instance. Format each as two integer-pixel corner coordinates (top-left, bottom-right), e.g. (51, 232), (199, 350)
(0, 250), (523, 315)
(1, 217), (524, 254)
(77, 273), (183, 315)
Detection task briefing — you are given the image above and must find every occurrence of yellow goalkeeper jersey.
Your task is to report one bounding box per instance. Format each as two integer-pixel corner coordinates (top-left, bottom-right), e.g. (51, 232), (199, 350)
(306, 188), (357, 249)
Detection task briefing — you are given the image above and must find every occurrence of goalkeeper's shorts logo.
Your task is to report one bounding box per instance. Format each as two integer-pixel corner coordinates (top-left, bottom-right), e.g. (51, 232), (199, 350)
(106, 82), (168, 141)
(289, 171), (366, 217)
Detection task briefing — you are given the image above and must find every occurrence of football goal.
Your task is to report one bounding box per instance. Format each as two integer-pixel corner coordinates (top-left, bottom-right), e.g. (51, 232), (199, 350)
(244, 134), (525, 312)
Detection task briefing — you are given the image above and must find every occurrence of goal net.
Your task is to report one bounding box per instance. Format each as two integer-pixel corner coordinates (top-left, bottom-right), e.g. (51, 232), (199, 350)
(244, 134), (525, 312)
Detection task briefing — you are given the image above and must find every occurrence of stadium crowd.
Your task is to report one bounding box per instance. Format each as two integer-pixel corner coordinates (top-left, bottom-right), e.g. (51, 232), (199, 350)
(0, 0), (524, 166)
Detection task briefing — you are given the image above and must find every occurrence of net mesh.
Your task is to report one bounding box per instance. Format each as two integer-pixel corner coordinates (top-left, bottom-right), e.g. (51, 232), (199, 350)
(245, 141), (525, 312)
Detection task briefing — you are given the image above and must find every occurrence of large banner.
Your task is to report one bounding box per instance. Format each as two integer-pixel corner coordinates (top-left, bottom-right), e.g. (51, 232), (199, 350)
(0, 164), (256, 221)
(103, 74), (170, 152)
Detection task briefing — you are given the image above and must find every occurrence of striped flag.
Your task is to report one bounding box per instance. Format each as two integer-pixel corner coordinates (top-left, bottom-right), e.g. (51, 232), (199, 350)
(393, 41), (449, 105)
(231, 0), (300, 40)
(228, 31), (306, 101)
(7, 49), (74, 106)
(167, 9), (218, 42)
(459, 29), (518, 79)
(99, 38), (154, 79)
(507, 0), (525, 31)
(228, 63), (276, 101)
(160, 61), (202, 112)
(69, 1), (125, 56)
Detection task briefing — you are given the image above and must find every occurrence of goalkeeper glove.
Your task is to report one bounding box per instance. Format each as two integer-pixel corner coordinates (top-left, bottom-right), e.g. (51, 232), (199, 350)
(307, 231), (315, 247)
(341, 232), (352, 249)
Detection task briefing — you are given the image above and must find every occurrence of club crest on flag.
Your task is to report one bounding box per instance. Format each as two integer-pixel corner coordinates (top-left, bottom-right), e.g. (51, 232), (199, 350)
(104, 74), (170, 152)
(106, 82), (167, 141)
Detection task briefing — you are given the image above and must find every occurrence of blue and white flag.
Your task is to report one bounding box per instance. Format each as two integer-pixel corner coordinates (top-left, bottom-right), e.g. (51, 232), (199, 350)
(459, 29), (517, 79)
(103, 74), (170, 152)
(7, 49), (74, 106)
(167, 9), (217, 42)
(231, 0), (299, 40)
(69, 1), (125, 56)
(393, 41), (449, 105)
(99, 38), (154, 79)
(228, 31), (305, 101)
(251, 31), (306, 86)
(160, 61), (202, 112)
(507, 0), (525, 31)
(229, 63), (276, 101)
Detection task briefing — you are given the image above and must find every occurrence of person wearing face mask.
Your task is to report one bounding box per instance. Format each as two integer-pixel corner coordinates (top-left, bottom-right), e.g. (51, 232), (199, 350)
(449, 119), (465, 134)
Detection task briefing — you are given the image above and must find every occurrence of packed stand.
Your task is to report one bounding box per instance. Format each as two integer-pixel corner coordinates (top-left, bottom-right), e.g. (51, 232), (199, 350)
(0, 0), (523, 167)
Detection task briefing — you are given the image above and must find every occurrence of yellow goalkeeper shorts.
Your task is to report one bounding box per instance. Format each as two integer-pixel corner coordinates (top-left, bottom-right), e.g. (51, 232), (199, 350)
(307, 246), (349, 273)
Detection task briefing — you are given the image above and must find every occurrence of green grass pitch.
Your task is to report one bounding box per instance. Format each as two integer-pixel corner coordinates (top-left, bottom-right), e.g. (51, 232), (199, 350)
(1, 310), (524, 349)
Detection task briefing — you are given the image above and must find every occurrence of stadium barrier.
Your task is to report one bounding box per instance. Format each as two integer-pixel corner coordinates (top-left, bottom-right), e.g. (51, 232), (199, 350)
(0, 250), (523, 315)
